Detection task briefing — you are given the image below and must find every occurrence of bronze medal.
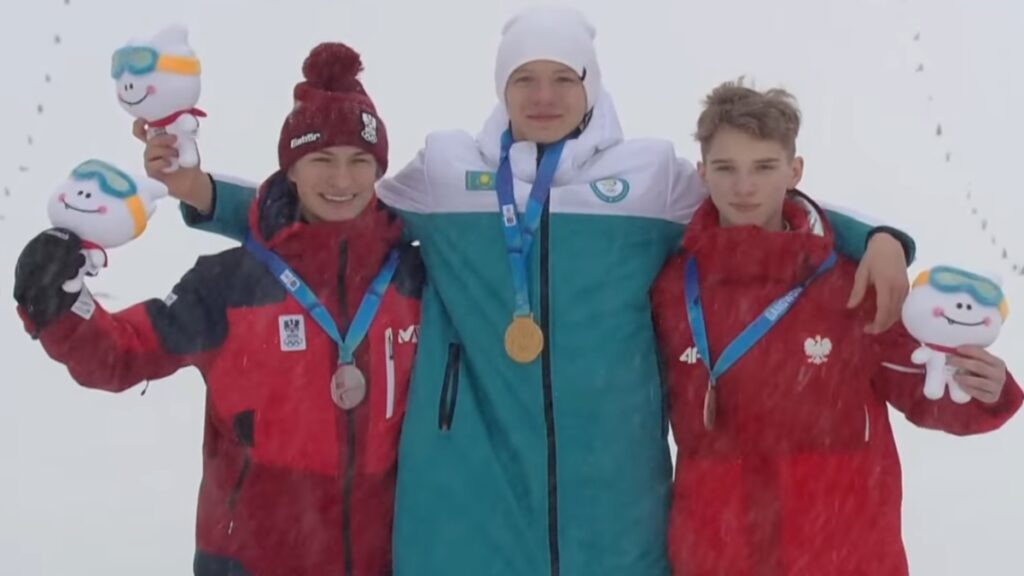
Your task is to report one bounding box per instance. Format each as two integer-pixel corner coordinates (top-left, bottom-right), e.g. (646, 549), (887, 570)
(504, 315), (544, 363)
(331, 364), (367, 410)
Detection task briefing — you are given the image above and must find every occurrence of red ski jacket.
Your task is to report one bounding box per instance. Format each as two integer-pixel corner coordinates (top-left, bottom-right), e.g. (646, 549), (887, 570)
(652, 195), (1021, 576)
(21, 171), (423, 576)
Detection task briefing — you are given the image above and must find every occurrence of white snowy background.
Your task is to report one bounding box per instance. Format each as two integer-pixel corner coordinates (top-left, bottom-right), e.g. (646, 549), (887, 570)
(1, 0), (1021, 574)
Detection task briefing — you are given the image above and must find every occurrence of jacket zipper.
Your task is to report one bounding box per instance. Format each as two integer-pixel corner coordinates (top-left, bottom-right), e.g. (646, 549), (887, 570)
(336, 242), (355, 576)
(386, 328), (396, 420)
(438, 343), (461, 431)
(342, 411), (356, 576)
(540, 196), (560, 576)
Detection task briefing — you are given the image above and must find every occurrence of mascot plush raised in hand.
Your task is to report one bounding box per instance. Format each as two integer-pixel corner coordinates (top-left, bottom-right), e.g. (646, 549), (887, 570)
(112, 24), (203, 172)
(47, 159), (167, 292)
(901, 266), (1009, 404)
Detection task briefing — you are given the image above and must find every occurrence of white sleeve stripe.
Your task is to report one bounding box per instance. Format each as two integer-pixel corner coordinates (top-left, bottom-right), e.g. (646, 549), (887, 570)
(70, 288), (96, 320)
(881, 362), (926, 374)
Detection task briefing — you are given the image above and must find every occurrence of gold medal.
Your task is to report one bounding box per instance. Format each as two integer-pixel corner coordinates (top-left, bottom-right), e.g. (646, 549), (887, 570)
(505, 315), (544, 363)
(703, 380), (717, 431)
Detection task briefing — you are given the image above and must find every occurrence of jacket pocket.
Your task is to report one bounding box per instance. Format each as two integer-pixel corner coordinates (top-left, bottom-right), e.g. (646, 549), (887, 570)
(386, 327), (397, 420)
(363, 327), (408, 474)
(226, 411), (254, 535)
(438, 343), (461, 432)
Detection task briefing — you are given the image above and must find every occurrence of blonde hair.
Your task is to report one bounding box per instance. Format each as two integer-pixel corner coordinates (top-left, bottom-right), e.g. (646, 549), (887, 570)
(695, 78), (801, 158)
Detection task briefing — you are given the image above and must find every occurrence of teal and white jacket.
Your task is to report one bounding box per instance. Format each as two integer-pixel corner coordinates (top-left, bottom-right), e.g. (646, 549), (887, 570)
(182, 90), (914, 576)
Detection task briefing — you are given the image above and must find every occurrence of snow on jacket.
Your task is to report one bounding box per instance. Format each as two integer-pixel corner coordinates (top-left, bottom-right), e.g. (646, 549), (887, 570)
(185, 97), (913, 576)
(651, 195), (1021, 576)
(20, 171), (423, 576)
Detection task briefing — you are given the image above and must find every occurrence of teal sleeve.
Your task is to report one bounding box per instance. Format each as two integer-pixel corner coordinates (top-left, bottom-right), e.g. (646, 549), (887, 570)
(177, 175), (256, 243)
(825, 209), (917, 266)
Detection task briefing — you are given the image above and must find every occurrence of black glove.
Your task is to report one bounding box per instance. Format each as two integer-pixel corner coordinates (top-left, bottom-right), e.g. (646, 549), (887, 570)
(14, 228), (87, 330)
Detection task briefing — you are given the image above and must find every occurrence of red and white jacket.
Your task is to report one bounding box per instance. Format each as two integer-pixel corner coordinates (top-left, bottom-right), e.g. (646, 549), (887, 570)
(651, 195), (1021, 576)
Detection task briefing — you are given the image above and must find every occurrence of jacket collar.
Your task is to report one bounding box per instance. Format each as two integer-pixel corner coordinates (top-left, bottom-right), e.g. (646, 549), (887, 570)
(474, 88), (624, 185)
(681, 191), (836, 286)
(246, 170), (401, 259)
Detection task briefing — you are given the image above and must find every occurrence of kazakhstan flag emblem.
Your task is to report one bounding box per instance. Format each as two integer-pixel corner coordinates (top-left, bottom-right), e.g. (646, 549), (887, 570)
(465, 170), (497, 191)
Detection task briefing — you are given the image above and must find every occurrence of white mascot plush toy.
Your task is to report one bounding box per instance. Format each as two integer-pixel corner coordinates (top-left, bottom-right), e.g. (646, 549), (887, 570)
(901, 266), (1010, 404)
(47, 159), (168, 293)
(112, 24), (203, 172)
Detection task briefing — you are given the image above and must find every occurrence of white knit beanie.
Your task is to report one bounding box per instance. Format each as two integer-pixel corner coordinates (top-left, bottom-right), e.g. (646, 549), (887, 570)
(494, 6), (602, 111)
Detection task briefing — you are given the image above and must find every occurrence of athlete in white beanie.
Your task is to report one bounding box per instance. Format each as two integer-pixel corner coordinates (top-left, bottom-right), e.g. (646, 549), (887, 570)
(153, 8), (922, 576)
(494, 6), (602, 110)
(493, 6), (603, 143)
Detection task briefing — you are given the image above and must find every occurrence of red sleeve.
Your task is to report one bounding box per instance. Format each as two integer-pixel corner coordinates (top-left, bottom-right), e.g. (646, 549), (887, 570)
(21, 295), (184, 393)
(19, 258), (227, 393)
(871, 320), (1023, 435)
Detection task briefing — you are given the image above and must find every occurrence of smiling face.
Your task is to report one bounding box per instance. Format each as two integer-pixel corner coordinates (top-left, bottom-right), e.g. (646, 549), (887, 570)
(288, 145), (379, 222)
(115, 68), (201, 121)
(112, 27), (201, 121)
(47, 178), (138, 248)
(901, 283), (1004, 347)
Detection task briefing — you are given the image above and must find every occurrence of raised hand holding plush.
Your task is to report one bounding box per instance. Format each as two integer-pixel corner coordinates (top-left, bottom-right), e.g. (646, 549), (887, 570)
(901, 266), (1009, 404)
(47, 160), (168, 292)
(15, 228), (88, 331)
(113, 24), (203, 172)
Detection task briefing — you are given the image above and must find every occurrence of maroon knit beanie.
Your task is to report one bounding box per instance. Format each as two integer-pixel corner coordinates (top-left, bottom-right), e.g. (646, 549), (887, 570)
(278, 43), (389, 174)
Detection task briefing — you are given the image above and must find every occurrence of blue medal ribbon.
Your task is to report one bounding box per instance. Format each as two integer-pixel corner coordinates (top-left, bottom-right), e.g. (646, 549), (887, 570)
(244, 236), (400, 365)
(495, 129), (565, 317)
(684, 251), (838, 387)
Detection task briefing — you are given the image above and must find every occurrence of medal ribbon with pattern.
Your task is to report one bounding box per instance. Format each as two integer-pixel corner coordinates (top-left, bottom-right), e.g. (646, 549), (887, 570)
(683, 251), (837, 429)
(244, 235), (400, 409)
(495, 129), (566, 363)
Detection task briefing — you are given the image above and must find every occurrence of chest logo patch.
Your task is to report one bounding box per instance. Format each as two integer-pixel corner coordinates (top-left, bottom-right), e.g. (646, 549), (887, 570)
(279, 314), (307, 352)
(804, 335), (832, 365)
(590, 177), (630, 203)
